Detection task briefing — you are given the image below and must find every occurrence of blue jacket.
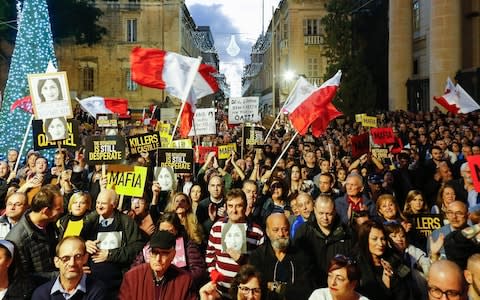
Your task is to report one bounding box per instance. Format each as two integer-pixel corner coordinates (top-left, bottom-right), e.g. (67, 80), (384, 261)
(334, 194), (377, 224)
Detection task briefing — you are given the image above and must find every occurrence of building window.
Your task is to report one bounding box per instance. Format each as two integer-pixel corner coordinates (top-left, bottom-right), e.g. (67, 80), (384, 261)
(303, 19), (321, 36)
(127, 19), (137, 42)
(413, 59), (419, 75)
(413, 0), (420, 33)
(282, 16), (288, 40)
(83, 67), (94, 91)
(307, 57), (319, 77)
(126, 70), (138, 91)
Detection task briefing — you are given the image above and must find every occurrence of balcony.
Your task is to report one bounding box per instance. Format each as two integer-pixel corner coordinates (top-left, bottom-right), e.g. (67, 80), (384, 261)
(280, 39), (288, 49)
(307, 77), (322, 86)
(304, 35), (322, 45)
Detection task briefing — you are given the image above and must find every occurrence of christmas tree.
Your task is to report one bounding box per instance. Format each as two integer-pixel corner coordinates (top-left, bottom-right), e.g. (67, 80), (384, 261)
(0, 0), (57, 162)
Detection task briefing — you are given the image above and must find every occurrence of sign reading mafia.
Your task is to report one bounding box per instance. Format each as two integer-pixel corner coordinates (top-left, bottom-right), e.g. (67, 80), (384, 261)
(85, 136), (125, 164)
(106, 166), (147, 197)
(157, 148), (194, 173)
(127, 131), (161, 155)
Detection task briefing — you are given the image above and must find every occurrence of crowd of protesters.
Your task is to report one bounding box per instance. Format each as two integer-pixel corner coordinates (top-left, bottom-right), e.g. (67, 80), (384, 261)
(0, 106), (479, 299)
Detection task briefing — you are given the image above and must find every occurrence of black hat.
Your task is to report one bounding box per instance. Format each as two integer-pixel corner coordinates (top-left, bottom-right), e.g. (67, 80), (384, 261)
(150, 231), (176, 250)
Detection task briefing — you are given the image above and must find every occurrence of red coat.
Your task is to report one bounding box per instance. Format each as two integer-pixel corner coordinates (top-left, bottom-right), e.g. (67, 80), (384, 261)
(118, 263), (197, 300)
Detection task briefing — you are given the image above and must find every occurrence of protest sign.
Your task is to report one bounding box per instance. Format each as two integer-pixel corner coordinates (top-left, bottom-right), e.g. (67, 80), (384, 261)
(157, 148), (194, 173)
(96, 114), (118, 128)
(170, 139), (192, 149)
(195, 146), (218, 164)
(160, 108), (177, 122)
(351, 133), (369, 158)
(160, 134), (172, 148)
(127, 131), (161, 155)
(221, 223), (247, 253)
(411, 214), (443, 238)
(355, 113), (366, 123)
(243, 124), (264, 147)
(106, 165), (147, 197)
(157, 123), (171, 136)
(218, 143), (237, 159)
(467, 155), (480, 192)
(371, 127), (395, 144)
(28, 72), (73, 120)
(188, 108), (216, 136)
(85, 136), (125, 164)
(32, 119), (80, 150)
(361, 115), (377, 128)
(228, 97), (260, 124)
(371, 148), (389, 160)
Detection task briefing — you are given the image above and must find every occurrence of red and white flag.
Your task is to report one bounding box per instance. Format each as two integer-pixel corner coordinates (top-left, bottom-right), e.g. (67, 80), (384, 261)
(78, 96), (129, 118)
(179, 64), (219, 137)
(10, 96), (33, 114)
(130, 47), (201, 101)
(434, 78), (480, 114)
(282, 71), (342, 137)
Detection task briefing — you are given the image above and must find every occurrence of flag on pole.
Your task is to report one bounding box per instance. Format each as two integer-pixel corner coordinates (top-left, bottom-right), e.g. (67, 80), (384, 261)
(179, 64), (219, 137)
(434, 78), (480, 114)
(282, 71), (343, 137)
(78, 96), (129, 118)
(130, 47), (202, 101)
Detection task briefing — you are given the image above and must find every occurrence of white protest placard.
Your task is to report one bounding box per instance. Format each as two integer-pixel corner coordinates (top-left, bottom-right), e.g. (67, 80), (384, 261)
(228, 97), (260, 124)
(188, 108), (216, 136)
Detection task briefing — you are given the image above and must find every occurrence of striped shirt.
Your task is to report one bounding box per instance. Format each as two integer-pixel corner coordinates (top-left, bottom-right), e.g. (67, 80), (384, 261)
(206, 218), (264, 293)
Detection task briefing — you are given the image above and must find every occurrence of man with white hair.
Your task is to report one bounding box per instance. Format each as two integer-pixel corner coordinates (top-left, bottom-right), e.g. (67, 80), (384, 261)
(82, 189), (144, 298)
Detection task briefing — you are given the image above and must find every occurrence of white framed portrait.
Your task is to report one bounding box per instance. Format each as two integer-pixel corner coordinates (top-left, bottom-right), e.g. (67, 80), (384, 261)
(28, 72), (73, 120)
(153, 166), (177, 191)
(97, 231), (123, 250)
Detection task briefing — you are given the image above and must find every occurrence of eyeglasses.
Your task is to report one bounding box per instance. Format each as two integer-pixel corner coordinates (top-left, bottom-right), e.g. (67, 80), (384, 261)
(428, 286), (463, 299)
(238, 286), (261, 295)
(446, 211), (466, 218)
(334, 254), (357, 265)
(57, 253), (85, 264)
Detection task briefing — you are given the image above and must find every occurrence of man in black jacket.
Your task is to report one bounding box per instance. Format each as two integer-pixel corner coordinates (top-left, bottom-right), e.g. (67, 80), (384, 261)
(6, 185), (64, 287)
(294, 195), (355, 286)
(249, 213), (316, 300)
(82, 189), (144, 298)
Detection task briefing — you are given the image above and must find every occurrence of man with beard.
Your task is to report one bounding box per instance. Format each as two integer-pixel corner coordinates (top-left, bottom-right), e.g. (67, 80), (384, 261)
(249, 213), (316, 300)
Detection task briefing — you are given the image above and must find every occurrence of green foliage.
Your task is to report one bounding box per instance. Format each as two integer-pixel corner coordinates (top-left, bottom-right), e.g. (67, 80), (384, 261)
(48, 0), (106, 45)
(321, 0), (378, 115)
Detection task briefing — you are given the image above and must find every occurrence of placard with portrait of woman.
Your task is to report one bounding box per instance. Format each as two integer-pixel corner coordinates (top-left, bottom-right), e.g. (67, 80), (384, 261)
(28, 72), (73, 120)
(221, 222), (247, 254)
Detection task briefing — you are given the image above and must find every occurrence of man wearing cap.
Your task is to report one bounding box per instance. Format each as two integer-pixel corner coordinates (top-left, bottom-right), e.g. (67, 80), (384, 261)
(32, 236), (107, 299)
(367, 174), (387, 203)
(118, 230), (196, 299)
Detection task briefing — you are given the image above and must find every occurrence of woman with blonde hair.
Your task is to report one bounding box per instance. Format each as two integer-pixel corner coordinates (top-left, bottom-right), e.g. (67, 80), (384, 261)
(376, 194), (411, 233)
(165, 192), (204, 245)
(57, 191), (92, 238)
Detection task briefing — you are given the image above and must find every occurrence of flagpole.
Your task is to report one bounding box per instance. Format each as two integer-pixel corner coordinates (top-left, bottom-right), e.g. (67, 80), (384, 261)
(170, 56), (203, 144)
(263, 77), (299, 143)
(271, 130), (299, 171)
(14, 114), (34, 174)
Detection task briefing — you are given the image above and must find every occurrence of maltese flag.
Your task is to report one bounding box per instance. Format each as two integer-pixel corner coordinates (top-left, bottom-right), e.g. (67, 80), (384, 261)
(179, 64), (219, 137)
(130, 47), (201, 101)
(283, 71), (343, 137)
(78, 96), (129, 118)
(434, 77), (480, 114)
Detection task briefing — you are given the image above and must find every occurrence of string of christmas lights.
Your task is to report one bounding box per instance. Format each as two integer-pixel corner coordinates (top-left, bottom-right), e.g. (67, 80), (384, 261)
(0, 0), (57, 163)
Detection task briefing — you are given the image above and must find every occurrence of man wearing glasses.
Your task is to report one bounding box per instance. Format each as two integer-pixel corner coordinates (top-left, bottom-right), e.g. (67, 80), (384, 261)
(32, 236), (106, 299)
(427, 260), (467, 300)
(118, 230), (196, 299)
(428, 201), (468, 261)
